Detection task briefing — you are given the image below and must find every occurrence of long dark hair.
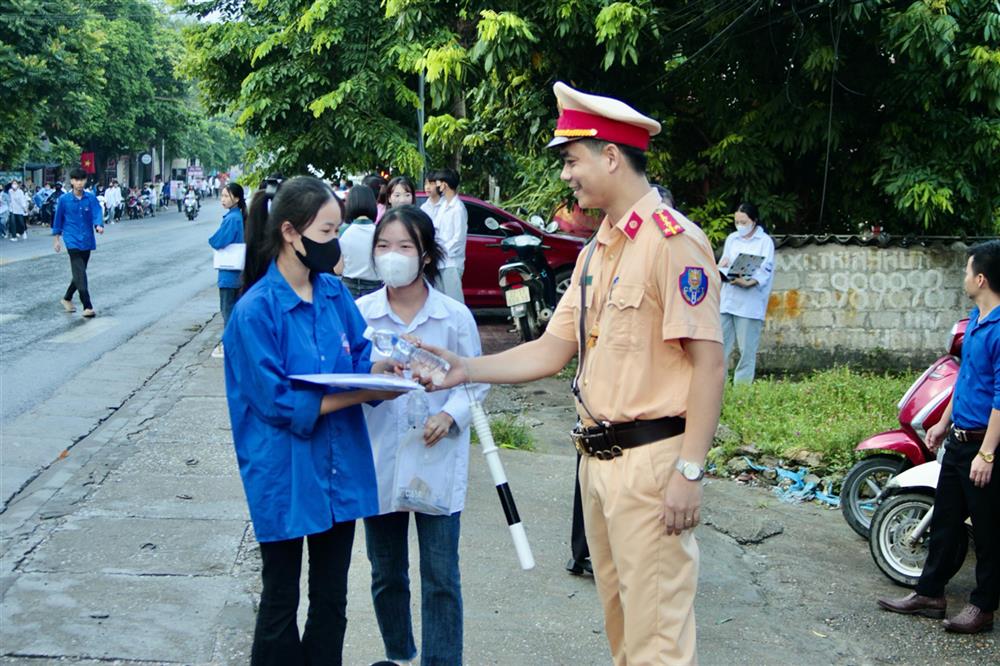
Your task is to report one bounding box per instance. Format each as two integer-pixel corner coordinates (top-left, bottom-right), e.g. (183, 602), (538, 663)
(225, 182), (247, 221)
(736, 201), (765, 232)
(345, 184), (377, 222)
(384, 176), (416, 208)
(242, 176), (341, 293)
(373, 205), (444, 283)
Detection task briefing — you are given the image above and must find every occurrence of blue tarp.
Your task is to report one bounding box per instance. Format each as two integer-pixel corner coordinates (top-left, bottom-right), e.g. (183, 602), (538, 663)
(742, 456), (840, 507)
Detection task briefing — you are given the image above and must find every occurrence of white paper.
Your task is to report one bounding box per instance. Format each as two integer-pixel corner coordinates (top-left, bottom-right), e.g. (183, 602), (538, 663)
(289, 373), (422, 392)
(213, 243), (246, 271)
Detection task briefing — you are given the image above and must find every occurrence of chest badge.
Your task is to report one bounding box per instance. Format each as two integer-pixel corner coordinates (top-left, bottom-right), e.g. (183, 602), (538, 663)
(679, 267), (707, 306)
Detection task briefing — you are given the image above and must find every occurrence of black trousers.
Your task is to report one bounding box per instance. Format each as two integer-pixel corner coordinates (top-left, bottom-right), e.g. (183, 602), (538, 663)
(916, 435), (1000, 612)
(252, 521), (355, 666)
(571, 453), (590, 562)
(64, 249), (93, 310)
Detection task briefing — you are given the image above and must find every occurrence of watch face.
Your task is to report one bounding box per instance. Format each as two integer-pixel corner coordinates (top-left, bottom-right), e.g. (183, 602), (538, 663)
(681, 462), (700, 480)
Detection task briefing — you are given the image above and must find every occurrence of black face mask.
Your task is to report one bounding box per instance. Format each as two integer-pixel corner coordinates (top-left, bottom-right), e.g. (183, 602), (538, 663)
(295, 235), (341, 274)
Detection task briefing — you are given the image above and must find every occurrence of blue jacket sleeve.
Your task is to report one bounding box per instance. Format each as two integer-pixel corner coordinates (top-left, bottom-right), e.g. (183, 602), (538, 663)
(338, 280), (375, 375)
(209, 211), (244, 249)
(52, 196), (66, 236)
(226, 304), (324, 438)
(91, 195), (102, 227)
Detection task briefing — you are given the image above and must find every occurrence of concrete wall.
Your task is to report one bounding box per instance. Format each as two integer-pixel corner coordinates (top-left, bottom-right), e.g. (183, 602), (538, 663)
(758, 242), (971, 371)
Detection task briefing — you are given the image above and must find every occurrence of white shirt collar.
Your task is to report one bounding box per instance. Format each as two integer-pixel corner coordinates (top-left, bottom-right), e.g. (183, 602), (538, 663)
(363, 279), (451, 329)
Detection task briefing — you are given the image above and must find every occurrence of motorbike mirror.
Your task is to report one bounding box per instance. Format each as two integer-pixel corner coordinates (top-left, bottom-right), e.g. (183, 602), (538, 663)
(545, 221), (560, 234)
(484, 217), (501, 231)
(528, 214), (545, 228)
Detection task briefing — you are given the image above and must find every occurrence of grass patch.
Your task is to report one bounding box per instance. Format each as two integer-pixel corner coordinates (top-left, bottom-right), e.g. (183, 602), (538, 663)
(715, 366), (914, 472)
(472, 415), (535, 452)
(555, 358), (578, 381)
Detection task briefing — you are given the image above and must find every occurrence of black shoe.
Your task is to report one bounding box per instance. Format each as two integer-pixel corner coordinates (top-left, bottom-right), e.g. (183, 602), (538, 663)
(566, 557), (593, 576)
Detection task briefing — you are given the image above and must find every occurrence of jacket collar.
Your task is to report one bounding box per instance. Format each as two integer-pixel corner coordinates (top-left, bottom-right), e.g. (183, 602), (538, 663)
(365, 280), (450, 328)
(265, 261), (340, 313)
(597, 188), (662, 245)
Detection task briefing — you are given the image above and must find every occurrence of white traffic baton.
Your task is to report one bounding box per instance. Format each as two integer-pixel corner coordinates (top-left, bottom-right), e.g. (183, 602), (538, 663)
(467, 390), (535, 570)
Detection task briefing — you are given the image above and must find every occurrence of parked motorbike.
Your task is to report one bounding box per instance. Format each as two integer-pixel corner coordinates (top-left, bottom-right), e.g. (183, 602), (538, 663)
(127, 194), (143, 220)
(140, 191), (155, 218)
(487, 218), (558, 342)
(868, 456), (973, 587)
(840, 319), (968, 538)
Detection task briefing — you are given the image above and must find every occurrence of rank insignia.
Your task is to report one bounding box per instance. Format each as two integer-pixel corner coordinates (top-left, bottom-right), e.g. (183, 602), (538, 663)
(623, 211), (643, 240)
(652, 208), (685, 238)
(679, 267), (707, 306)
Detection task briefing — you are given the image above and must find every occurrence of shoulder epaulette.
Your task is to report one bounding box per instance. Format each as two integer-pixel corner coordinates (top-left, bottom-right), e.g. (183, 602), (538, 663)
(652, 208), (685, 239)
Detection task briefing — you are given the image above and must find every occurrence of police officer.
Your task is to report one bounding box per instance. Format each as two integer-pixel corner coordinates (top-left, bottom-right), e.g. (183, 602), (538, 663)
(419, 82), (724, 664)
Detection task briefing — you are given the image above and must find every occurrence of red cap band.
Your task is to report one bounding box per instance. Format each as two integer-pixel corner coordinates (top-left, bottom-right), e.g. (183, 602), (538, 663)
(554, 108), (650, 150)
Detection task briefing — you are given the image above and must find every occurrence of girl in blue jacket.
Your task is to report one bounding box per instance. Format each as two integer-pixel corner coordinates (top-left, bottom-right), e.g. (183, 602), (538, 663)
(223, 175), (402, 665)
(208, 182), (247, 358)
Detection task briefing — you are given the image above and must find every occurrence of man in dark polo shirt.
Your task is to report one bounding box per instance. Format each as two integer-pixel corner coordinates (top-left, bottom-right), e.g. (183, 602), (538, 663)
(878, 239), (1000, 634)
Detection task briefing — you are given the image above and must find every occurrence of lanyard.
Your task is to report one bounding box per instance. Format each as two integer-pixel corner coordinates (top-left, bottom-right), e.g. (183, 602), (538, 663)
(571, 239), (605, 426)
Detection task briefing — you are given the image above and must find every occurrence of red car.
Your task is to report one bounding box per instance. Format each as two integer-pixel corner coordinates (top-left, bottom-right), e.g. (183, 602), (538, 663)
(415, 194), (586, 308)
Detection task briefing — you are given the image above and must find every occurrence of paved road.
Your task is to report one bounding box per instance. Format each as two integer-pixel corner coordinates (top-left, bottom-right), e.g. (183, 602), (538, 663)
(0, 201), (221, 422)
(0, 200), (224, 508)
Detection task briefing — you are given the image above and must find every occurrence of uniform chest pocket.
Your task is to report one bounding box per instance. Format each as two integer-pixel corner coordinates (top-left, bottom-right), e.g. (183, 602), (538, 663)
(602, 284), (647, 350)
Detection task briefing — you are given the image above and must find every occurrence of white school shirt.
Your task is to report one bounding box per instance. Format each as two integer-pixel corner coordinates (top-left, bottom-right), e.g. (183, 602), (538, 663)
(339, 218), (379, 281)
(434, 194), (468, 272)
(718, 225), (776, 321)
(420, 197), (440, 222)
(357, 283), (488, 514)
(104, 186), (122, 209)
(9, 188), (28, 215)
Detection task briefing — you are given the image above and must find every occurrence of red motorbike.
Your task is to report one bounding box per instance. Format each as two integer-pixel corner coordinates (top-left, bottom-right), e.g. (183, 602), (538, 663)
(840, 319), (968, 538)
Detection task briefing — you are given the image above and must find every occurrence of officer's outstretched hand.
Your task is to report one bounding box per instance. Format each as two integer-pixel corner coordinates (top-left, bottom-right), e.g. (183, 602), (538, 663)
(661, 473), (703, 536)
(410, 342), (468, 391)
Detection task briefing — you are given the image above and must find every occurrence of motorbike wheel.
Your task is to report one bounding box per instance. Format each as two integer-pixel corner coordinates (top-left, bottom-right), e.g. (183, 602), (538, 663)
(515, 312), (536, 342)
(869, 492), (967, 588)
(840, 454), (906, 538)
(554, 268), (573, 298)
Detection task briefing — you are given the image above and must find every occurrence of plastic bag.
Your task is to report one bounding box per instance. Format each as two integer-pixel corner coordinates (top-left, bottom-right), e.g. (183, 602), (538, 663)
(390, 426), (458, 515)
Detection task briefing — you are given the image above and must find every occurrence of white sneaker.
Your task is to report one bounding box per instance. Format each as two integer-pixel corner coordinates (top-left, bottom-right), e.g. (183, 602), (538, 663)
(19, 233), (26, 239)
(210, 343), (225, 359)
(9, 237), (17, 242)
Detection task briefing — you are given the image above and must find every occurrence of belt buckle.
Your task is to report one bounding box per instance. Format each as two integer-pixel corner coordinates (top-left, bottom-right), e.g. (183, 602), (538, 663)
(571, 428), (589, 456)
(953, 427), (968, 443)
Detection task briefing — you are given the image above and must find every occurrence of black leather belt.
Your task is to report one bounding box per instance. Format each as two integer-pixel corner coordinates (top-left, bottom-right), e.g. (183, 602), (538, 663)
(952, 426), (987, 444)
(572, 416), (685, 460)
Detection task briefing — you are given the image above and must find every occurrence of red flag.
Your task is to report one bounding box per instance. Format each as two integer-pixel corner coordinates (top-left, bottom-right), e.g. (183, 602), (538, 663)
(81, 152), (96, 174)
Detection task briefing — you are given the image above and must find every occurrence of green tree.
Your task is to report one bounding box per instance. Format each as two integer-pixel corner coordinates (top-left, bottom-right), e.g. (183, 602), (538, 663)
(174, 0), (424, 180)
(174, 0), (1000, 235)
(0, 0), (104, 164)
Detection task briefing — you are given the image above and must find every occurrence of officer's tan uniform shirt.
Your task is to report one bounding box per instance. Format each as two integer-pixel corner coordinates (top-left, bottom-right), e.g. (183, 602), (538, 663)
(547, 189), (722, 424)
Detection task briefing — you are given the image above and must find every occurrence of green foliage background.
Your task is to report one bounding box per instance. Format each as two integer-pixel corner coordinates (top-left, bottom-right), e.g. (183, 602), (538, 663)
(1, 0), (245, 173)
(172, 0), (999, 235)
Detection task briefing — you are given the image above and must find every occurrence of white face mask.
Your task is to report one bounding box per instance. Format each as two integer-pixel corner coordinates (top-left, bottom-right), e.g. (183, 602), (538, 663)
(736, 222), (753, 236)
(375, 251), (420, 288)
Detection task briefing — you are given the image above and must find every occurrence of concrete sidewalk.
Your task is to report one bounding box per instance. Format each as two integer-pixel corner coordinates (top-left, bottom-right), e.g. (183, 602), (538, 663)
(2, 293), (995, 664)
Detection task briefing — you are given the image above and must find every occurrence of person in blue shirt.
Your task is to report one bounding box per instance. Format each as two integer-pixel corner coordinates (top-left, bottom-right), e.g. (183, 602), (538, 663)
(222, 175), (403, 665)
(878, 239), (1000, 635)
(208, 182), (248, 359)
(52, 168), (104, 317)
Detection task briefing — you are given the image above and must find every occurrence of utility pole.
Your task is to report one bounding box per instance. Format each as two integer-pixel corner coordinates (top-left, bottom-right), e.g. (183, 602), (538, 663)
(417, 71), (426, 178)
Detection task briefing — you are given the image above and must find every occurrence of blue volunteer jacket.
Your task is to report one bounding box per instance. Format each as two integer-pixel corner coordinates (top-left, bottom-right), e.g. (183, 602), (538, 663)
(208, 207), (245, 289)
(52, 191), (102, 250)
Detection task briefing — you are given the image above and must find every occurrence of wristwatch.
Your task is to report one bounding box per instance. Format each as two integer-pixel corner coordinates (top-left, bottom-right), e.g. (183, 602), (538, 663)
(978, 450), (995, 463)
(676, 458), (705, 481)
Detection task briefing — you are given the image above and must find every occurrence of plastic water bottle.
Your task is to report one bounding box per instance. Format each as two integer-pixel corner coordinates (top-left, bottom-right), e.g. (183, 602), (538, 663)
(371, 330), (451, 385)
(407, 389), (430, 428)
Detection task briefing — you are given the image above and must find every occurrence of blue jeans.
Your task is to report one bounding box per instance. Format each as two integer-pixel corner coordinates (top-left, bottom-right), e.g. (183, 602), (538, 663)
(721, 313), (764, 384)
(364, 511), (462, 666)
(219, 287), (239, 327)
